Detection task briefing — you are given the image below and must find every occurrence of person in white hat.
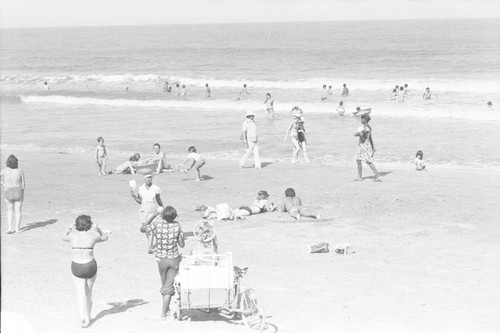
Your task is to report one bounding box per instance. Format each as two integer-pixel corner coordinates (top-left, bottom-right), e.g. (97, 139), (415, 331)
(130, 173), (163, 252)
(239, 110), (261, 169)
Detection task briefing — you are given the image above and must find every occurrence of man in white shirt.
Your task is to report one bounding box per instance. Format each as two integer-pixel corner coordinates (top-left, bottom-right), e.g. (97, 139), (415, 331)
(152, 143), (168, 174)
(239, 110), (261, 169)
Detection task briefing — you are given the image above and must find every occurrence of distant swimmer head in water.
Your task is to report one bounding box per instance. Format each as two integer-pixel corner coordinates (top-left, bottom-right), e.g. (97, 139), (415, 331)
(487, 101), (493, 108)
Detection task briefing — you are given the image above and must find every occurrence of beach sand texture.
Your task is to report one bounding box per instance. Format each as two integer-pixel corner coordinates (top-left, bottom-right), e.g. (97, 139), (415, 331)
(1, 152), (500, 333)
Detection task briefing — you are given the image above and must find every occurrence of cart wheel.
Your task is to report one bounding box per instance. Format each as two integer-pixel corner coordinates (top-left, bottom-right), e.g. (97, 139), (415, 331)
(241, 288), (267, 332)
(194, 220), (216, 243)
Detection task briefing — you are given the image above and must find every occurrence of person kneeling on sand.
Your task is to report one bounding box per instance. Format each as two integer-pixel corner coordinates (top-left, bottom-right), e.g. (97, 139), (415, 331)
(280, 188), (321, 221)
(107, 153), (140, 175)
(233, 190), (276, 217)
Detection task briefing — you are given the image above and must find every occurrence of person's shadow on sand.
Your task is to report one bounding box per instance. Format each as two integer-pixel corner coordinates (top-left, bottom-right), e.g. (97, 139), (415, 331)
(363, 171), (392, 181)
(90, 299), (148, 326)
(19, 219), (58, 232)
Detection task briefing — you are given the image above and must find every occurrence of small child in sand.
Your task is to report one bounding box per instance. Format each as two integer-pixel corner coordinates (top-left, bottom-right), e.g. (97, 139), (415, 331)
(95, 137), (108, 175)
(337, 101), (345, 116)
(178, 146), (206, 181)
(415, 150), (427, 171)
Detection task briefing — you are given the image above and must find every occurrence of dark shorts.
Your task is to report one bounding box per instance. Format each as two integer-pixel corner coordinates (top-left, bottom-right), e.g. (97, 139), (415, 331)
(239, 206), (253, 215)
(158, 256), (181, 296)
(71, 259), (97, 279)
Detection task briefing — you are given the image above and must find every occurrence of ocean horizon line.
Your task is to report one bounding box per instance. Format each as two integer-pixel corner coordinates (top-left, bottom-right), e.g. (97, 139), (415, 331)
(1, 17), (498, 30)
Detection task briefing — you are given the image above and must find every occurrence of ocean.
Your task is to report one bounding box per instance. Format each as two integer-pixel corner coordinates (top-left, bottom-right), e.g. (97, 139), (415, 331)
(1, 19), (500, 170)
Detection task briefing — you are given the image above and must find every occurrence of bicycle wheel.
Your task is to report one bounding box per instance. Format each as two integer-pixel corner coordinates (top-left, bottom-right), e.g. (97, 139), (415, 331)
(241, 288), (267, 332)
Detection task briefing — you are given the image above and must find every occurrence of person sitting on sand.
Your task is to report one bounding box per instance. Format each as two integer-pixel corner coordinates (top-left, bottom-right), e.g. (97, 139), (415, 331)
(152, 143), (171, 174)
(177, 145), (206, 181)
(415, 150), (427, 171)
(63, 215), (109, 328)
(233, 190), (276, 217)
(353, 114), (382, 182)
(108, 153), (140, 175)
(280, 188), (321, 221)
(141, 206), (184, 321)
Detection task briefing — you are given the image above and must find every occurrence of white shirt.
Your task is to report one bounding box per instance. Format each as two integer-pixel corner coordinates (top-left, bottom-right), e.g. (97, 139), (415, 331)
(138, 184), (161, 204)
(242, 119), (258, 142)
(188, 152), (202, 162)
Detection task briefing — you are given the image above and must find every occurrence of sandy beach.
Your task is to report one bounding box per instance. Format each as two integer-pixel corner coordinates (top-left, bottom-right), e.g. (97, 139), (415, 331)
(2, 150), (500, 333)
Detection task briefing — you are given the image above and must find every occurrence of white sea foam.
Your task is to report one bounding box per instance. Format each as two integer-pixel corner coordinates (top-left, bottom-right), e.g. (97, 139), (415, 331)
(3, 74), (500, 93)
(19, 95), (500, 121)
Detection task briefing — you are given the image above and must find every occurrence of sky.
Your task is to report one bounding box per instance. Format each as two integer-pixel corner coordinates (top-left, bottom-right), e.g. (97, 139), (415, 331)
(0, 0), (499, 28)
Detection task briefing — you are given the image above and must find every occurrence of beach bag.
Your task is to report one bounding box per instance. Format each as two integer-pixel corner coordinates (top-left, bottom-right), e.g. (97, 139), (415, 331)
(4, 187), (23, 202)
(215, 203), (231, 220)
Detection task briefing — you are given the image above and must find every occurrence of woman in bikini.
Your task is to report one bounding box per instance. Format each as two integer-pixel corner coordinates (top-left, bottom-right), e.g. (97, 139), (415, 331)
(63, 215), (108, 328)
(264, 93), (275, 119)
(284, 113), (311, 164)
(233, 190), (275, 217)
(1, 155), (26, 234)
(354, 115), (381, 182)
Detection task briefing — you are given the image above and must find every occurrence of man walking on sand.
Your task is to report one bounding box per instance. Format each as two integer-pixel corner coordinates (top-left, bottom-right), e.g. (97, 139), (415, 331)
(240, 110), (261, 169)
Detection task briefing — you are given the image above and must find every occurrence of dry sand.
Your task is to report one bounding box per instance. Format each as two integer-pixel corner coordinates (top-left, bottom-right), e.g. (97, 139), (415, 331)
(2, 151), (500, 333)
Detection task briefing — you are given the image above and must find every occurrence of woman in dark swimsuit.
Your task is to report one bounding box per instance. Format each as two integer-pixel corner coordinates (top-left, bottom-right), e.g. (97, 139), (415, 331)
(63, 215), (108, 328)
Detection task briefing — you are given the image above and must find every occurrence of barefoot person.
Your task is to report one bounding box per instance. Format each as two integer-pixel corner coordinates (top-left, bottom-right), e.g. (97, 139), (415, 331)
(141, 206), (184, 320)
(284, 112), (311, 164)
(264, 93), (275, 119)
(239, 110), (261, 169)
(152, 143), (170, 174)
(354, 115), (381, 182)
(131, 174), (163, 252)
(63, 215), (109, 328)
(178, 146), (206, 181)
(95, 137), (108, 175)
(280, 188), (321, 221)
(1, 155), (26, 234)
(108, 153), (140, 175)
(233, 190), (275, 217)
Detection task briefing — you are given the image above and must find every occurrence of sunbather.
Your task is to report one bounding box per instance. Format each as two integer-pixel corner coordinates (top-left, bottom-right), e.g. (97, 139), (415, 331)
(233, 190), (276, 217)
(280, 188), (321, 221)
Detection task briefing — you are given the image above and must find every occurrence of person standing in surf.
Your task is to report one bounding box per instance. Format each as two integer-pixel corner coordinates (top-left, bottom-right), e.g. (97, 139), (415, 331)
(264, 93), (275, 119)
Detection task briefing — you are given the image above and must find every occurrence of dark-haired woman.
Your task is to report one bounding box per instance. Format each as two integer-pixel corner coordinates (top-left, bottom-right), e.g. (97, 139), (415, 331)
(63, 215), (109, 328)
(354, 115), (381, 182)
(141, 206), (184, 320)
(1, 154), (25, 233)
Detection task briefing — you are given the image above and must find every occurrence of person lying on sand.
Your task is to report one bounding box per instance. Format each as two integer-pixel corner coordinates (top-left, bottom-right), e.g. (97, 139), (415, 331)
(233, 190), (276, 217)
(279, 187), (321, 221)
(107, 153), (140, 175)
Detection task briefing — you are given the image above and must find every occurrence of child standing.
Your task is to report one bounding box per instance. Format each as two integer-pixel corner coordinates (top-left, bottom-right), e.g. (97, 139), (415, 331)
(337, 101), (346, 116)
(95, 137), (108, 175)
(178, 146), (206, 181)
(415, 150), (427, 170)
